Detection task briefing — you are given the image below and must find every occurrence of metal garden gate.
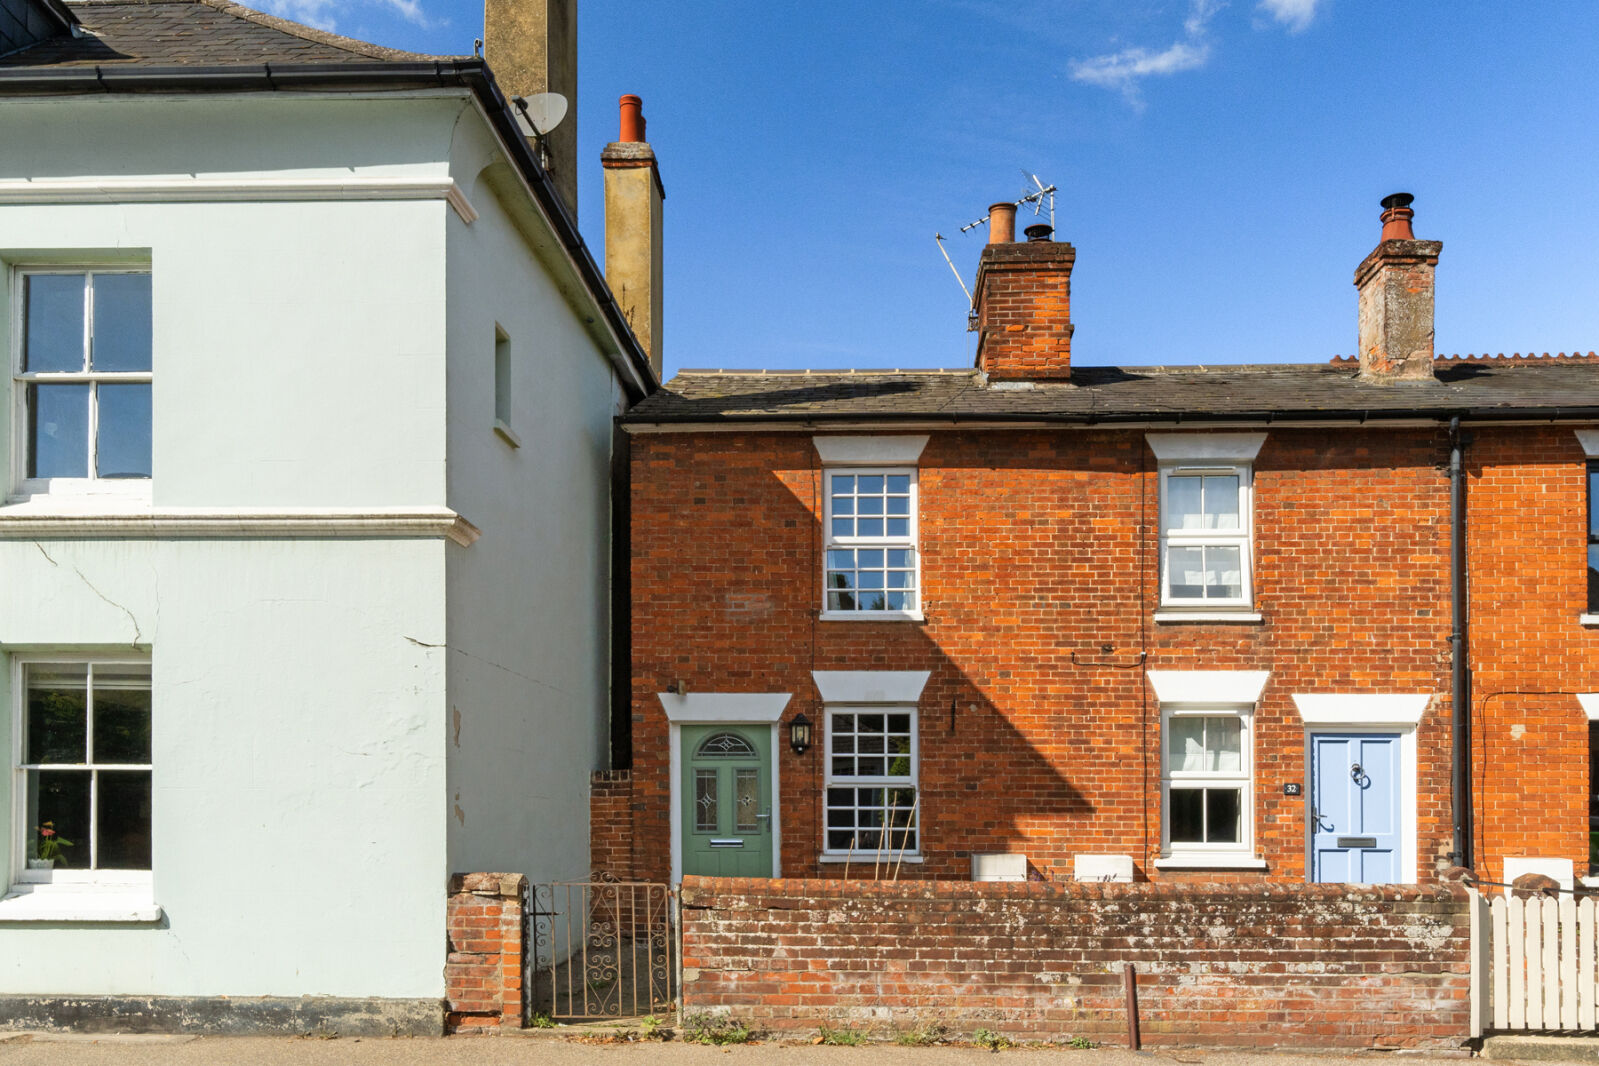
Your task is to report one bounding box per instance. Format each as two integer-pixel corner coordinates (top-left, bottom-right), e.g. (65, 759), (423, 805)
(528, 877), (677, 1021)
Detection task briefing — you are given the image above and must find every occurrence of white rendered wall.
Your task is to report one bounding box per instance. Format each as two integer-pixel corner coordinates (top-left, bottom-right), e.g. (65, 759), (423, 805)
(0, 95), (460, 997)
(0, 537), (448, 996)
(439, 119), (620, 886)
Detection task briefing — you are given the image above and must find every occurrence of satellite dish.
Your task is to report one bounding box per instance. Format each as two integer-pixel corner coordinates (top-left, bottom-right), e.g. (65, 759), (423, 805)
(513, 92), (568, 138)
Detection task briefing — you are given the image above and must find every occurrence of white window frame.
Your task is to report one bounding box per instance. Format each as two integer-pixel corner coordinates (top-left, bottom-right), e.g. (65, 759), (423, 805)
(1147, 433), (1266, 614)
(9, 652), (153, 892)
(821, 466), (922, 621)
(1159, 706), (1255, 864)
(9, 266), (154, 503)
(821, 703), (920, 860)
(1158, 464), (1253, 608)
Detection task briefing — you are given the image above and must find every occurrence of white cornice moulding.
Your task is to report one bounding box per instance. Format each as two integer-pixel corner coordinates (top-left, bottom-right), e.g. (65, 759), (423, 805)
(658, 693), (791, 723)
(1576, 430), (1599, 457)
(1291, 693), (1431, 726)
(1145, 432), (1268, 463)
(0, 508), (481, 546)
(812, 435), (930, 466)
(1578, 694), (1599, 721)
(0, 177), (479, 224)
(1146, 670), (1270, 706)
(812, 670), (932, 705)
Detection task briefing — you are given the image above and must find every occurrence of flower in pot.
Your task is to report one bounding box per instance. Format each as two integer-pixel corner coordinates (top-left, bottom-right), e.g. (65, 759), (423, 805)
(30, 821), (73, 869)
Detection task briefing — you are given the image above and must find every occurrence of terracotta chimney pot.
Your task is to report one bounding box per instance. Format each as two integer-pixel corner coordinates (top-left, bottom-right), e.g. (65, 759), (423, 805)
(988, 202), (1016, 245)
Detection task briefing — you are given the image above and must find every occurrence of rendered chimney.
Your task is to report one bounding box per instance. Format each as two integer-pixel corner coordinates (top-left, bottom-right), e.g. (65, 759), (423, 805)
(973, 202), (1075, 381)
(602, 94), (664, 380)
(1354, 193), (1443, 381)
(484, 0), (578, 219)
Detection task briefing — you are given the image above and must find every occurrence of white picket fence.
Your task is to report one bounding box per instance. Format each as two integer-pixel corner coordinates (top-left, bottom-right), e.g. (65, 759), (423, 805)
(1480, 893), (1599, 1031)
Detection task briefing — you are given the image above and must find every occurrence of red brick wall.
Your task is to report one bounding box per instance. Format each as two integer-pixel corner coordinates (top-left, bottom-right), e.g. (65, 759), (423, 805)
(590, 770), (636, 881)
(679, 876), (1470, 1048)
(626, 428), (1457, 884)
(445, 873), (527, 1032)
(1467, 427), (1599, 884)
(974, 241), (1076, 380)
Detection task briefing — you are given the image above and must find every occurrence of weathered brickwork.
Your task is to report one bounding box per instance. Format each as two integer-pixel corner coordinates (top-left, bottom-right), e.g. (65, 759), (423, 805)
(974, 241), (1076, 381)
(445, 873), (527, 1032)
(1467, 427), (1599, 884)
(678, 876), (1471, 1048)
(610, 427), (1459, 884)
(590, 770), (637, 881)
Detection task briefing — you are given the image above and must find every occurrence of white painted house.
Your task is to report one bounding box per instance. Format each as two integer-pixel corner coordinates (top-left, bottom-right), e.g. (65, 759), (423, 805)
(0, 0), (656, 1033)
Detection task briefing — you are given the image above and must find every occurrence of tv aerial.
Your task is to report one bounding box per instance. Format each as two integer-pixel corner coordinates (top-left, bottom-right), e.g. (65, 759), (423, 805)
(935, 171), (1058, 313)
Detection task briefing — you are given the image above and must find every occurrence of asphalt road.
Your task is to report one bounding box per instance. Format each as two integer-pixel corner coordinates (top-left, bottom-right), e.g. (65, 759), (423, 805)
(0, 1034), (1496, 1066)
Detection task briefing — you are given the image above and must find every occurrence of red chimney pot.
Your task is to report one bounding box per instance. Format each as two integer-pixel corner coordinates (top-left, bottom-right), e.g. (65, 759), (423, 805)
(618, 94), (644, 143)
(1379, 192), (1415, 241)
(988, 202), (1016, 245)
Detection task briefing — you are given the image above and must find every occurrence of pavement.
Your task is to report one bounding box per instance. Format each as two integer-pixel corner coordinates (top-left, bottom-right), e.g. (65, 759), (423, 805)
(0, 1032), (1554, 1066)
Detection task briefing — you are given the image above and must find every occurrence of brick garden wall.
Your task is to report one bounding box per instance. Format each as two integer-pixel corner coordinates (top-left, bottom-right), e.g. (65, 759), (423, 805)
(444, 873), (527, 1032)
(590, 770), (637, 881)
(618, 428), (1456, 884)
(678, 876), (1471, 1049)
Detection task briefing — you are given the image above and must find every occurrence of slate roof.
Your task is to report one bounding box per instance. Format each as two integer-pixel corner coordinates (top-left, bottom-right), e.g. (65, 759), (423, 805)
(0, 0), (446, 68)
(625, 355), (1599, 426)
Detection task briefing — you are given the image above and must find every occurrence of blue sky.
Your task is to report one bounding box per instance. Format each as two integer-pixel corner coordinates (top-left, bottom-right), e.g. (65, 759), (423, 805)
(262, 0), (1599, 377)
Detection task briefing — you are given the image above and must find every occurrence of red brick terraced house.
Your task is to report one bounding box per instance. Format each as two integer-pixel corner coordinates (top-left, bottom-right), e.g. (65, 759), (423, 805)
(598, 194), (1599, 891)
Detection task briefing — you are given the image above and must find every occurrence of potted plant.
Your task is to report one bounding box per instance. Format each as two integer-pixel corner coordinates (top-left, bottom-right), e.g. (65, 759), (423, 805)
(29, 821), (72, 870)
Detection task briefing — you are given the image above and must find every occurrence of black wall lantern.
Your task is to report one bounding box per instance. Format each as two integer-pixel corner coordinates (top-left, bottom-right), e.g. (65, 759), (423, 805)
(788, 712), (813, 755)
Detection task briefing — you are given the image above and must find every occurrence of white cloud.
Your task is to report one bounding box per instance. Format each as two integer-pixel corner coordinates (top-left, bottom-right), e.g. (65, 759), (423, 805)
(257, 0), (427, 33)
(1069, 0), (1223, 107)
(1257, 0), (1319, 32)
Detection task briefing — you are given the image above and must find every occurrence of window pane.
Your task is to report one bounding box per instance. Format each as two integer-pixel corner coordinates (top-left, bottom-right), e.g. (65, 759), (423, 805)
(887, 570), (911, 588)
(886, 518), (909, 537)
(857, 475), (883, 494)
(26, 664), (88, 764)
(97, 770), (153, 869)
(1591, 469), (1599, 537)
(828, 571), (856, 589)
(886, 475), (910, 493)
(1170, 787), (1203, 843)
(827, 590), (856, 610)
(25, 769), (89, 867)
(857, 496), (883, 516)
(1590, 545), (1599, 614)
(1168, 475), (1204, 530)
(831, 518), (852, 537)
(1168, 545), (1204, 599)
(831, 475), (854, 496)
(859, 571), (884, 589)
(91, 274), (153, 372)
(93, 664), (152, 764)
(857, 518), (883, 537)
(97, 383), (153, 478)
(886, 495), (910, 516)
(27, 383), (90, 479)
(887, 549), (913, 568)
(827, 550), (854, 570)
(735, 768), (760, 832)
(1168, 717), (1205, 772)
(858, 550), (883, 569)
(694, 768), (718, 832)
(1207, 545), (1243, 599)
(1206, 474), (1241, 529)
(23, 274), (85, 372)
(833, 497), (854, 516)
(1210, 716), (1242, 772)
(1206, 788), (1243, 844)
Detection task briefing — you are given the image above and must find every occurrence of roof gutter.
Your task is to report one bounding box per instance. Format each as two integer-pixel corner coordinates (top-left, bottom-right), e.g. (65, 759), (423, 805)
(0, 59), (658, 401)
(621, 405), (1599, 430)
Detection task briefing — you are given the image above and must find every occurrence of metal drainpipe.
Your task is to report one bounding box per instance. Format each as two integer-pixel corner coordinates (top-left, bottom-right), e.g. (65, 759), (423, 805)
(1450, 416), (1473, 869)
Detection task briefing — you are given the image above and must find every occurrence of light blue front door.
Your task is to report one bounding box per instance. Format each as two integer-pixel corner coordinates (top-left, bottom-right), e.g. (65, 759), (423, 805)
(1311, 733), (1402, 883)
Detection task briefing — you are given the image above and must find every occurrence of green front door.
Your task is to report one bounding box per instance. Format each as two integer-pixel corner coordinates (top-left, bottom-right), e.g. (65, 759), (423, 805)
(682, 724), (774, 877)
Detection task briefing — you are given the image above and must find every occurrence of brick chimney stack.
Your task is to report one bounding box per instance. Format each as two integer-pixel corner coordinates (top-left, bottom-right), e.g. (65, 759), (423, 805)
(483, 0), (578, 220)
(1354, 193), (1442, 381)
(973, 203), (1076, 381)
(602, 95), (664, 380)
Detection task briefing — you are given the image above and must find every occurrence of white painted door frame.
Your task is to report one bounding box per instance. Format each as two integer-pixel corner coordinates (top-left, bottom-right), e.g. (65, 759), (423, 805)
(660, 693), (790, 884)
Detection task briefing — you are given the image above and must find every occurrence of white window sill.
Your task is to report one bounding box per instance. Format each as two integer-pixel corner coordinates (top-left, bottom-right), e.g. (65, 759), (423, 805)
(493, 419), (522, 449)
(0, 883), (161, 923)
(1153, 854), (1268, 870)
(818, 853), (923, 864)
(1580, 614), (1599, 627)
(2, 490), (154, 514)
(1154, 610), (1263, 624)
(819, 611), (925, 623)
